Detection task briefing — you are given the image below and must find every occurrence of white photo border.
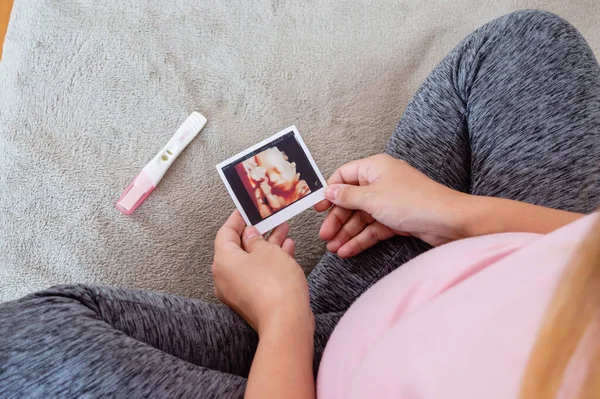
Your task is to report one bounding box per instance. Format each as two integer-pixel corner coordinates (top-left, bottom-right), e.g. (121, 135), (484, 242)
(216, 125), (327, 234)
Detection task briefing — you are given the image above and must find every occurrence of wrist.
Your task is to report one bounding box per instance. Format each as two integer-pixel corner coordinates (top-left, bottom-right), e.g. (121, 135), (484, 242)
(433, 190), (475, 241)
(258, 303), (315, 340)
(451, 193), (502, 238)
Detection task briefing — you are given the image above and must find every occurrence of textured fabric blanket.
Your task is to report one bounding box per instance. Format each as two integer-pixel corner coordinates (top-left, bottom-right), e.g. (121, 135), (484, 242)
(1, 0), (599, 302)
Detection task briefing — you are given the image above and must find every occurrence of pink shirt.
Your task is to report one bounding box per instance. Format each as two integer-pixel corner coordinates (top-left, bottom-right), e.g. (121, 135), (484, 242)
(318, 213), (599, 399)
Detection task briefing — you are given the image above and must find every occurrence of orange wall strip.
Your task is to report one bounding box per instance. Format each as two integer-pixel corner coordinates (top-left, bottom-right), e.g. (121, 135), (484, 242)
(0, 0), (14, 60)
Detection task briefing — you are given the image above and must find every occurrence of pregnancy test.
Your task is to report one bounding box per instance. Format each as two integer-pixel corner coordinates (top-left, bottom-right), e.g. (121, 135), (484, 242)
(116, 112), (207, 214)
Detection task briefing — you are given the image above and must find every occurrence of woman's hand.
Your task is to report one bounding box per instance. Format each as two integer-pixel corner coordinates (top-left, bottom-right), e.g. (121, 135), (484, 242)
(315, 154), (467, 256)
(212, 210), (314, 336)
(214, 211), (316, 399)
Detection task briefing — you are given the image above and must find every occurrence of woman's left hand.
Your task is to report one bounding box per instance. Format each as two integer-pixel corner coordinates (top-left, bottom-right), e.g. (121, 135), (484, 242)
(212, 210), (314, 336)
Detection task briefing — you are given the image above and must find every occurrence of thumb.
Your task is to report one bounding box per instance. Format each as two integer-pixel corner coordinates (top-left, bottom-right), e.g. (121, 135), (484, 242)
(324, 184), (372, 211)
(242, 226), (268, 253)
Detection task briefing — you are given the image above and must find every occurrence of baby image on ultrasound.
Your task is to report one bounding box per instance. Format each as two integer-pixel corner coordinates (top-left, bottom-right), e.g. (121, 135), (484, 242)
(235, 147), (311, 219)
(217, 126), (327, 233)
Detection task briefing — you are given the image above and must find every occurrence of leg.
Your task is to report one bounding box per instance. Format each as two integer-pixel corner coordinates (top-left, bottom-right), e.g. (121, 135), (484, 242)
(0, 285), (248, 398)
(0, 285), (340, 397)
(463, 11), (600, 206)
(309, 10), (600, 314)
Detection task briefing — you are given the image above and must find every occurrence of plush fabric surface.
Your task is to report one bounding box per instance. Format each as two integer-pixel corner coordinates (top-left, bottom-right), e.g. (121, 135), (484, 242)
(1, 0), (599, 302)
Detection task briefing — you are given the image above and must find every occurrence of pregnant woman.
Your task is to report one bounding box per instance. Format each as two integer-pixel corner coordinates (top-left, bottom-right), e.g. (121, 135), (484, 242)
(1, 10), (599, 399)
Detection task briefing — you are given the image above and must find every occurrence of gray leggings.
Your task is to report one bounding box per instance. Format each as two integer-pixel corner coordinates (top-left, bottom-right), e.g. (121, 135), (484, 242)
(1, 10), (599, 399)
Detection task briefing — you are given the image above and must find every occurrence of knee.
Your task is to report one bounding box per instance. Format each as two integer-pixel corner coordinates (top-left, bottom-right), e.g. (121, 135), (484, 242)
(2, 285), (100, 323)
(492, 9), (581, 41)
(468, 9), (592, 63)
(29, 284), (98, 307)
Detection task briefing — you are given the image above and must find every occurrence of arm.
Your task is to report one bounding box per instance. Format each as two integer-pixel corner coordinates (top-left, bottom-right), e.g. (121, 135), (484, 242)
(315, 154), (586, 256)
(212, 211), (315, 399)
(456, 195), (583, 238)
(246, 310), (315, 399)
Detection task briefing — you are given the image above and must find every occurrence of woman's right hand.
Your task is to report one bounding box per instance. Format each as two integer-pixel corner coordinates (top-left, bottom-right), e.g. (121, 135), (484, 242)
(314, 154), (467, 257)
(213, 211), (314, 336)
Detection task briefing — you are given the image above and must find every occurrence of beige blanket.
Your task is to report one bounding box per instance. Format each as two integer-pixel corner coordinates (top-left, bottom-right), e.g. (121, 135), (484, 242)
(1, 0), (598, 302)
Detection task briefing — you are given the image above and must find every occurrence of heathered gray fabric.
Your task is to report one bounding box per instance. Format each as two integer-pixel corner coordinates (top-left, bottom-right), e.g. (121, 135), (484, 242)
(308, 10), (600, 312)
(1, 11), (599, 398)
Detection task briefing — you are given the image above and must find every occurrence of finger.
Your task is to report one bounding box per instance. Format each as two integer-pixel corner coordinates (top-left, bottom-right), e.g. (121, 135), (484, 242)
(336, 222), (394, 258)
(315, 158), (371, 212)
(319, 205), (353, 241)
(324, 183), (373, 212)
(313, 198), (332, 212)
(326, 210), (374, 253)
(327, 155), (376, 186)
(327, 159), (365, 186)
(214, 210), (247, 252)
(267, 222), (290, 247)
(282, 238), (295, 257)
(242, 226), (269, 253)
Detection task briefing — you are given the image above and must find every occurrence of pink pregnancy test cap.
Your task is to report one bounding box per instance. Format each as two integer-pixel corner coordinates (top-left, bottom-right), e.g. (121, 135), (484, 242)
(115, 171), (155, 215)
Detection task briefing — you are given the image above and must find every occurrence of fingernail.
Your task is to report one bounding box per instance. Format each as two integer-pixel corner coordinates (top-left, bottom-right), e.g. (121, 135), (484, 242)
(244, 227), (260, 240)
(325, 185), (338, 200)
